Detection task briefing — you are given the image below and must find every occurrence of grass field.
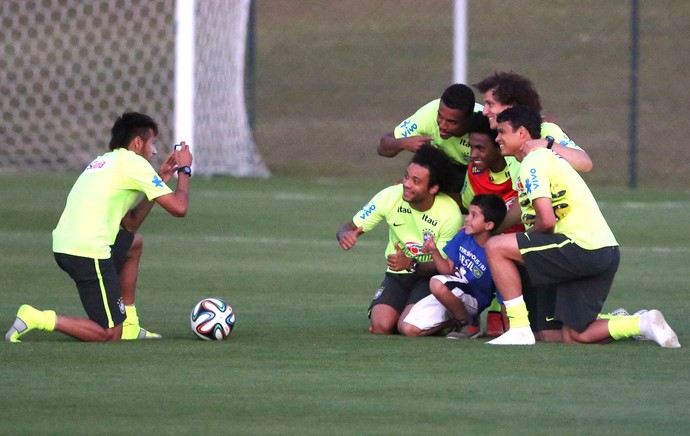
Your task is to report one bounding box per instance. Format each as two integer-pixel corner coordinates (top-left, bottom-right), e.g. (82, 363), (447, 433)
(1, 172), (689, 434)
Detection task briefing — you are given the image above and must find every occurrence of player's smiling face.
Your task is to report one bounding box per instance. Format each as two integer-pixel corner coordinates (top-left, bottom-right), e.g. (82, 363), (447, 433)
(469, 132), (502, 172)
(402, 163), (437, 207)
(482, 89), (511, 129)
(436, 103), (468, 139)
(495, 121), (522, 158)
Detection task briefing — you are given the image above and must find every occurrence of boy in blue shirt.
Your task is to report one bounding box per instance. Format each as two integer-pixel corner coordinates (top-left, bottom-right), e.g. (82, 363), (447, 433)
(400, 194), (506, 338)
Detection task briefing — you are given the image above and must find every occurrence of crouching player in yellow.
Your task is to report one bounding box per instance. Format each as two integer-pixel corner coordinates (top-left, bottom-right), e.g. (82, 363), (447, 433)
(337, 145), (462, 335)
(485, 106), (680, 348)
(6, 112), (193, 343)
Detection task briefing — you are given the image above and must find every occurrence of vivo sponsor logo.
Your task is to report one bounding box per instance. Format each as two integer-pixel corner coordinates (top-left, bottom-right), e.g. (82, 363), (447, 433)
(528, 167), (540, 191)
(399, 119), (418, 138)
(359, 204), (376, 220)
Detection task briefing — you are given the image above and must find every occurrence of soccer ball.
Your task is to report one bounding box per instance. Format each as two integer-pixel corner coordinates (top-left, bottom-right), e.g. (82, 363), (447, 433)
(190, 297), (236, 340)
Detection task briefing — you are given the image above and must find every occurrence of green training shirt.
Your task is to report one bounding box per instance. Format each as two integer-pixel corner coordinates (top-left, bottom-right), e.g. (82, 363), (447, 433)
(393, 99), (484, 166)
(517, 148), (618, 250)
(53, 148), (173, 259)
(352, 184), (462, 273)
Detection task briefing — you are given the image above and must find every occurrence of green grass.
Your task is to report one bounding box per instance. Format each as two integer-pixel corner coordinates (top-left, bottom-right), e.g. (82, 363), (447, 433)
(1, 173), (689, 434)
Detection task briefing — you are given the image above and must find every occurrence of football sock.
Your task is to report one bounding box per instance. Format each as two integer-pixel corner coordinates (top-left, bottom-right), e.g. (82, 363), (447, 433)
(123, 304), (139, 326)
(43, 310), (57, 331)
(607, 315), (641, 340)
(122, 305), (162, 340)
(6, 305), (56, 342)
(503, 295), (530, 329)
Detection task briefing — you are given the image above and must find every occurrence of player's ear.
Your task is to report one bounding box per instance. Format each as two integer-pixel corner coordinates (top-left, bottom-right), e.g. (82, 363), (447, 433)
(518, 125), (530, 140)
(129, 136), (143, 152)
(485, 220), (495, 232)
(429, 184), (439, 195)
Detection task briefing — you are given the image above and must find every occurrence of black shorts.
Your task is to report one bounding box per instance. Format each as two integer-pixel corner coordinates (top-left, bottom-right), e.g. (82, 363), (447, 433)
(112, 229), (135, 273)
(54, 252), (127, 329)
(517, 232), (620, 332)
(520, 266), (562, 332)
(368, 272), (431, 316)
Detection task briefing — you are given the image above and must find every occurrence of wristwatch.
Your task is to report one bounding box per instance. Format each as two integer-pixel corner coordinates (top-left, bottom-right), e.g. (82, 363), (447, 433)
(545, 136), (555, 150)
(177, 165), (192, 177)
(408, 261), (418, 273)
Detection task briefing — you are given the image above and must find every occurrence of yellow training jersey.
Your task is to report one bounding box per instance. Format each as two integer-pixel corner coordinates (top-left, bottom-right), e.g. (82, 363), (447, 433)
(516, 148), (618, 250)
(352, 184), (462, 273)
(509, 122), (585, 191)
(53, 148), (173, 259)
(394, 99), (484, 166)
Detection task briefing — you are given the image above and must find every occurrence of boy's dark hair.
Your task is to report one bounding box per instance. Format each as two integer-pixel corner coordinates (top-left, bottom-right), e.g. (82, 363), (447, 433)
(473, 71), (542, 112)
(440, 83), (476, 115)
(470, 194), (506, 230)
(410, 144), (453, 194)
(467, 112), (498, 146)
(496, 106), (542, 140)
(109, 112), (159, 150)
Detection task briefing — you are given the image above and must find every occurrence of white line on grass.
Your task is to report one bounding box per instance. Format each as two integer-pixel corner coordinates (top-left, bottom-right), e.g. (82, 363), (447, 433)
(2, 231), (687, 253)
(599, 201), (690, 209)
(200, 234), (379, 247)
(0, 230), (383, 247)
(198, 190), (367, 203)
(622, 246), (690, 254)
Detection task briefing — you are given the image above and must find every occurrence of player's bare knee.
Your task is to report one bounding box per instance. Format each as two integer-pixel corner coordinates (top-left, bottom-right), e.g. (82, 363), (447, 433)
(561, 326), (594, 344)
(485, 235), (500, 251)
(429, 278), (446, 297)
(485, 237), (501, 261)
(369, 320), (396, 335)
(129, 233), (143, 256)
(398, 322), (423, 337)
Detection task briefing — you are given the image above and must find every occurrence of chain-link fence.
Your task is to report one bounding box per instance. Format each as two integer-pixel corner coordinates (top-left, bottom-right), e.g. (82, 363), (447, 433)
(2, 1), (688, 187)
(0, 0), (174, 170)
(0, 0), (266, 176)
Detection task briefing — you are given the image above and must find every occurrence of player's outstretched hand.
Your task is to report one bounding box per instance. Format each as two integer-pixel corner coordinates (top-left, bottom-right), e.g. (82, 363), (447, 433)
(339, 226), (364, 251)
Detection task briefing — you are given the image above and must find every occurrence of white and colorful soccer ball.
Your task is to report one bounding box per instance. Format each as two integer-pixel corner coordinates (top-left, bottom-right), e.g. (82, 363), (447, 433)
(190, 297), (236, 340)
